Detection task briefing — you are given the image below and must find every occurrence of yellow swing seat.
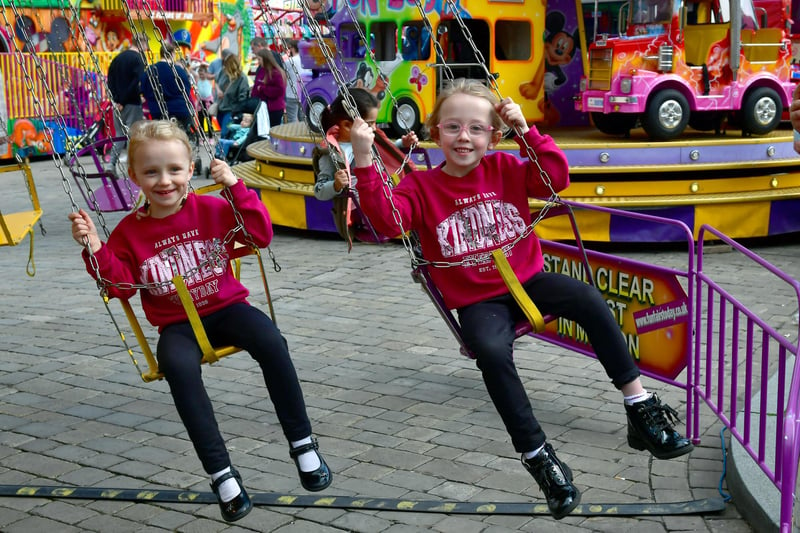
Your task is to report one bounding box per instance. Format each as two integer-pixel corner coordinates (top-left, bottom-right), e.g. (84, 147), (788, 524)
(118, 244), (273, 382)
(0, 160), (42, 247)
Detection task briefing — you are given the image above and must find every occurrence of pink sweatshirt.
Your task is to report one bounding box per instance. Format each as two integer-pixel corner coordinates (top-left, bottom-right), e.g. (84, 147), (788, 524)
(82, 180), (272, 331)
(354, 127), (569, 310)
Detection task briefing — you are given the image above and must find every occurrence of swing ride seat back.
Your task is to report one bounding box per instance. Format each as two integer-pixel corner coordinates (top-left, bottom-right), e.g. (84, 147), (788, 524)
(0, 160), (42, 247)
(68, 136), (141, 212)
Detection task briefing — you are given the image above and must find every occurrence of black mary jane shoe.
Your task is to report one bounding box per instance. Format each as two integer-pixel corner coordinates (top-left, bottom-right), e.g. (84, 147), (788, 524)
(290, 438), (333, 492)
(210, 467), (252, 522)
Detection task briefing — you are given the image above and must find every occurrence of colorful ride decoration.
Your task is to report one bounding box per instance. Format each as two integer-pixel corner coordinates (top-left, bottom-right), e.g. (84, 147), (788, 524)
(298, 0), (547, 134)
(0, 0), (255, 160)
(576, 0), (795, 140)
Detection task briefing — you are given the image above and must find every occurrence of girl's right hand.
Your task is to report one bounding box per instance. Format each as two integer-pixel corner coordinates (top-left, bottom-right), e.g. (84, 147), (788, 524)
(333, 169), (350, 192)
(69, 209), (101, 253)
(350, 117), (375, 167)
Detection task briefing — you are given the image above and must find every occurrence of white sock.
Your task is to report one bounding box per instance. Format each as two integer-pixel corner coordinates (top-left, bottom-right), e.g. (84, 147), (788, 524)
(211, 467), (241, 502)
(523, 443), (546, 459)
(291, 436), (321, 471)
(624, 390), (651, 405)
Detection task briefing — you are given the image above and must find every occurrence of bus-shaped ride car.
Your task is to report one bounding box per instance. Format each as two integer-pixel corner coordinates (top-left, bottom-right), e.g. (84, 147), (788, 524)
(298, 0), (545, 135)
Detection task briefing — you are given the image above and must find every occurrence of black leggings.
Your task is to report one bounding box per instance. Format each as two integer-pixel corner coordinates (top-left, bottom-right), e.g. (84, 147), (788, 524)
(457, 271), (641, 453)
(157, 303), (312, 474)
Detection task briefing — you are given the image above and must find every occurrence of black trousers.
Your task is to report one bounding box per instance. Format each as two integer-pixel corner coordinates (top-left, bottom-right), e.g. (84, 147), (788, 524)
(157, 303), (312, 474)
(457, 271), (641, 453)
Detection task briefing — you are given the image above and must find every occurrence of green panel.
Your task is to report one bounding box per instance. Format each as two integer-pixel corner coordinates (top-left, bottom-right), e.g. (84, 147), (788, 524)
(0, 0), (72, 7)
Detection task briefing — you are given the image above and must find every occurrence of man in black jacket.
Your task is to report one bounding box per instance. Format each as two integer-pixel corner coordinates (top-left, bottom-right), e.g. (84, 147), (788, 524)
(106, 33), (148, 169)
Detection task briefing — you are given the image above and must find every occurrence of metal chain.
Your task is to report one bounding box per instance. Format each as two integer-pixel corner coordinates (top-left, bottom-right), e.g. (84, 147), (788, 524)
(0, 3), (111, 234)
(299, 0), (397, 200)
(252, 0), (321, 145)
(366, 0), (569, 267)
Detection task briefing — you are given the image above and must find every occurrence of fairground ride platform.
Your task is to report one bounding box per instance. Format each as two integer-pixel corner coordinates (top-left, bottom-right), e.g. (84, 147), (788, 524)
(232, 122), (800, 243)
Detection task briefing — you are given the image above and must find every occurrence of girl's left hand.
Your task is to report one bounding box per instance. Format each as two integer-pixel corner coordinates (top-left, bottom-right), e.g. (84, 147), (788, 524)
(496, 97), (529, 135)
(209, 158), (238, 187)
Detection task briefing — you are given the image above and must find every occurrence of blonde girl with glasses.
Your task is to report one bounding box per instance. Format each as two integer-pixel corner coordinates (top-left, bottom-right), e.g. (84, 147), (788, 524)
(350, 79), (693, 521)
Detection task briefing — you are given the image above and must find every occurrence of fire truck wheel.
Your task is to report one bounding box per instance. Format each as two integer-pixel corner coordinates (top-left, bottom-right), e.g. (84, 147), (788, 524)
(642, 89), (689, 141)
(590, 112), (637, 136)
(741, 87), (782, 136)
(391, 97), (421, 137)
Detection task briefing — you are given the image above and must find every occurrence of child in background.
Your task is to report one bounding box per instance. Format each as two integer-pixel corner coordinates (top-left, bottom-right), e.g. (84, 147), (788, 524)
(69, 120), (332, 523)
(312, 88), (417, 243)
(195, 62), (215, 136)
(216, 113), (253, 159)
(349, 79), (692, 520)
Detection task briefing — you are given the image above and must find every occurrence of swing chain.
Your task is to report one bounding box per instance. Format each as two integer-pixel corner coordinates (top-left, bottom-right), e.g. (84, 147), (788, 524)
(129, 1), (215, 161)
(300, 0), (399, 205)
(441, 0), (558, 196)
(253, 0), (322, 145)
(335, 0), (420, 159)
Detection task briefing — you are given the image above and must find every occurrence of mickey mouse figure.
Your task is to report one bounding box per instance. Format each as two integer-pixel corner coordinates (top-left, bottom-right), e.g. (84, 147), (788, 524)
(543, 11), (580, 94)
(519, 10), (580, 126)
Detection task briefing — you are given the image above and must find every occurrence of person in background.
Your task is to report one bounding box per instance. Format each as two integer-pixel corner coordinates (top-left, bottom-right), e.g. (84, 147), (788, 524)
(208, 47), (232, 81)
(250, 35), (284, 75)
(193, 62), (215, 136)
(283, 39), (310, 123)
(106, 33), (148, 170)
(140, 42), (194, 132)
(251, 48), (286, 127)
(217, 53), (250, 135)
(215, 112), (253, 159)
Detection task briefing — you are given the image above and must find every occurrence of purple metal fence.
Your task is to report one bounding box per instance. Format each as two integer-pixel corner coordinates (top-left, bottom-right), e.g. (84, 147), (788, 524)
(693, 225), (800, 533)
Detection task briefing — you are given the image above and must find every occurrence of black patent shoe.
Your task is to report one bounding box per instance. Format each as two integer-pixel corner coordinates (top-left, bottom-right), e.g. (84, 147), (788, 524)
(626, 393), (694, 459)
(290, 437), (332, 492)
(210, 467), (252, 522)
(521, 443), (581, 520)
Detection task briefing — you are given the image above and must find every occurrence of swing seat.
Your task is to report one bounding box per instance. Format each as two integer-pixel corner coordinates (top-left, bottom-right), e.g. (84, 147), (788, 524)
(0, 160), (42, 247)
(68, 136), (141, 212)
(118, 244), (273, 382)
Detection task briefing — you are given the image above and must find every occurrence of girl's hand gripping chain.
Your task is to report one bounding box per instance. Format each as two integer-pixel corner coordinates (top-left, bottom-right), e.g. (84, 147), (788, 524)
(496, 97), (529, 135)
(209, 158), (239, 188)
(333, 169), (350, 193)
(69, 209), (102, 253)
(400, 130), (419, 148)
(351, 117), (376, 168)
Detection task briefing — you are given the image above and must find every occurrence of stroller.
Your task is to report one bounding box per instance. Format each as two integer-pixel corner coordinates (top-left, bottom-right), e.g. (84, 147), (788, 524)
(216, 101), (271, 164)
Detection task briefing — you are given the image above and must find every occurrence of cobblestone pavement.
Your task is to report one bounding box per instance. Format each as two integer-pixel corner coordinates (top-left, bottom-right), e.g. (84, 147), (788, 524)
(1, 156), (797, 532)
